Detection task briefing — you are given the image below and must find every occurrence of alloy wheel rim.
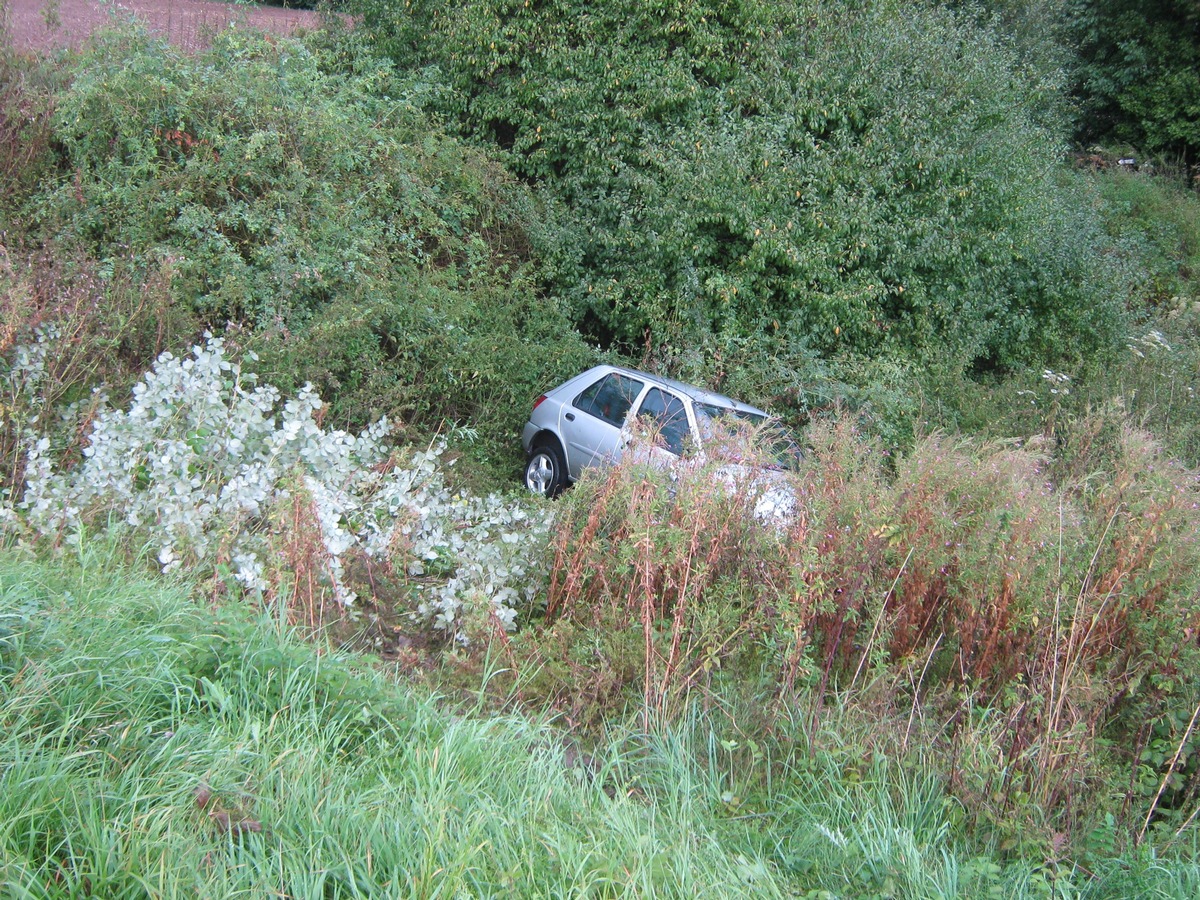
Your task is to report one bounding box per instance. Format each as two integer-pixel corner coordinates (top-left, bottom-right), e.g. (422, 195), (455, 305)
(526, 454), (554, 494)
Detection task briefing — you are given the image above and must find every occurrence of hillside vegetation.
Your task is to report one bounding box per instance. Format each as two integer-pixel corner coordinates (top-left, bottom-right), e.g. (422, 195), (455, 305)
(4, 0), (1200, 894)
(362, 0), (1127, 374)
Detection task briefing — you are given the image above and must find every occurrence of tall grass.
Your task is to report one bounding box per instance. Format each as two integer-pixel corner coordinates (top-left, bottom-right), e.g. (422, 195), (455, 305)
(0, 543), (796, 897)
(511, 418), (1200, 861)
(4, 510), (1200, 895)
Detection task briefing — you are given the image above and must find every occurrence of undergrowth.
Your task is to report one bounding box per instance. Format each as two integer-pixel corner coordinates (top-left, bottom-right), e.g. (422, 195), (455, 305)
(480, 417), (1200, 862)
(8, 326), (1200, 869)
(5, 546), (1200, 897)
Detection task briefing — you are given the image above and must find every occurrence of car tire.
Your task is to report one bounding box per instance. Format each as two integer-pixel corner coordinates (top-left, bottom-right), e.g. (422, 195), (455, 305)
(524, 440), (568, 498)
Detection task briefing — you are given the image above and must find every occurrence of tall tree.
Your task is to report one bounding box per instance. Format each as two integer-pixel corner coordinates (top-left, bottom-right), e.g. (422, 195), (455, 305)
(1070, 0), (1200, 163)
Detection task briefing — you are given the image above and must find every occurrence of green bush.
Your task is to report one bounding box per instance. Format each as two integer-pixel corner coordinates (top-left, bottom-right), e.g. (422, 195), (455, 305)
(19, 25), (592, 471)
(251, 278), (596, 476)
(358, 0), (1131, 377)
(43, 27), (463, 328)
(1090, 166), (1200, 306)
(918, 166), (1200, 465)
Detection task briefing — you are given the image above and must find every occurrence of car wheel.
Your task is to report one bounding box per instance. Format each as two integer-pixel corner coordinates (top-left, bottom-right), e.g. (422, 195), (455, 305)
(525, 441), (568, 498)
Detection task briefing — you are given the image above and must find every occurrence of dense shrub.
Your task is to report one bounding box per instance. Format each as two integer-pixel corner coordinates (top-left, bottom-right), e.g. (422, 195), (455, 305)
(914, 165), (1200, 467)
(45, 28), (454, 327)
(1089, 166), (1200, 306)
(358, 0), (1132, 379)
(25, 26), (592, 466)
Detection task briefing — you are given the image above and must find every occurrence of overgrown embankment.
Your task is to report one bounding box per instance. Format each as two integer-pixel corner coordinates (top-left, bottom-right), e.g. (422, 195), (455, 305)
(0, 549), (792, 897)
(5, 546), (1200, 897)
(5, 0), (1200, 891)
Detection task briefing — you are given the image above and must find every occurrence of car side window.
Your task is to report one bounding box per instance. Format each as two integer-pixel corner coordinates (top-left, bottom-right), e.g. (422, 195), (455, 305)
(573, 373), (644, 427)
(635, 388), (690, 455)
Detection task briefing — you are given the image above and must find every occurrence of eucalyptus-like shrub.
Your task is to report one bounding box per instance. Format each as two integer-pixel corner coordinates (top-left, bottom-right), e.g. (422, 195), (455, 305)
(16, 337), (551, 634)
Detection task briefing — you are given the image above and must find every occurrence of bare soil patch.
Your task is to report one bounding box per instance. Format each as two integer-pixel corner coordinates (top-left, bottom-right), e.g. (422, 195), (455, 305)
(4, 0), (327, 53)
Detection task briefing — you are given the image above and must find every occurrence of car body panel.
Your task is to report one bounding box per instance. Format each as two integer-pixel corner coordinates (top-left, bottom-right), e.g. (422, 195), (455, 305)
(562, 370), (645, 477)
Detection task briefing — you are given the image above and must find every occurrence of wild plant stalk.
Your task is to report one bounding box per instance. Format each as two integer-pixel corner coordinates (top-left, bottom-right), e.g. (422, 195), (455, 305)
(1034, 503), (1121, 809)
(634, 480), (659, 725)
(849, 546), (912, 693)
(902, 632), (942, 755)
(1170, 795), (1200, 850)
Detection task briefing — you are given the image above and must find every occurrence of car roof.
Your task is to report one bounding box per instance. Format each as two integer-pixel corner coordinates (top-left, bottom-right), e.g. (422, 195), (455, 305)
(602, 365), (769, 417)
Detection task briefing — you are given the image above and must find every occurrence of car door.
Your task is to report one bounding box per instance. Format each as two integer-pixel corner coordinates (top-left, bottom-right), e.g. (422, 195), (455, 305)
(564, 372), (646, 479)
(629, 386), (693, 461)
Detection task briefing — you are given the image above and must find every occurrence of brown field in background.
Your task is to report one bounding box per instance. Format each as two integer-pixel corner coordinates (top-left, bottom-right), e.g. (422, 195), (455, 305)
(4, 0), (327, 52)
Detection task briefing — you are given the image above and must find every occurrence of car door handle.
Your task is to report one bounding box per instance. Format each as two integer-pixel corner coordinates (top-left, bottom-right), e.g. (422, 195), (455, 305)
(565, 412), (575, 421)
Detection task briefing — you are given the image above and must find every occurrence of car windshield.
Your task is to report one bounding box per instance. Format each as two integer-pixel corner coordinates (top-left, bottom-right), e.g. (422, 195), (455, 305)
(694, 403), (766, 427)
(695, 405), (802, 471)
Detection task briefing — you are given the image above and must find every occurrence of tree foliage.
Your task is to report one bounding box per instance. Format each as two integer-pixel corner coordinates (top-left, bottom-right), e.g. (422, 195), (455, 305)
(1069, 0), (1200, 163)
(357, 0), (1132, 383)
(18, 26), (592, 459)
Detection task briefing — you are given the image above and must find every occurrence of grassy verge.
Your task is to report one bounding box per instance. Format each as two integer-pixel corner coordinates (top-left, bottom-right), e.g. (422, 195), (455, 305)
(0, 543), (772, 897)
(3, 544), (1200, 897)
(0, 542), (806, 898)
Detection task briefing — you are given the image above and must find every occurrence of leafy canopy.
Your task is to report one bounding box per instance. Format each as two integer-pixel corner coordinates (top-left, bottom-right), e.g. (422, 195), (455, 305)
(357, 0), (1131, 377)
(1069, 0), (1200, 163)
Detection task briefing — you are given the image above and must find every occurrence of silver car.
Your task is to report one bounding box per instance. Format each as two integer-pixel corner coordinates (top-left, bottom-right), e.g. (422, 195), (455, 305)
(520, 364), (775, 497)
